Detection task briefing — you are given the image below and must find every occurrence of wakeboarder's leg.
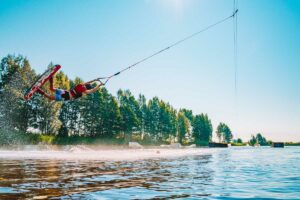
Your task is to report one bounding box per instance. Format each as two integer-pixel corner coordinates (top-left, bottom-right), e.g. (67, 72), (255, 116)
(36, 87), (55, 101)
(49, 77), (56, 92)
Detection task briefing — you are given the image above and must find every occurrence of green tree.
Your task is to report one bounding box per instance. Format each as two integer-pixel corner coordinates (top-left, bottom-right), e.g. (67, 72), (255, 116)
(80, 89), (102, 136)
(216, 122), (233, 143)
(58, 78), (83, 136)
(248, 133), (268, 146)
(0, 55), (26, 90)
(55, 71), (71, 137)
(237, 138), (243, 143)
(34, 99), (62, 134)
(32, 63), (62, 134)
(54, 71), (70, 90)
(117, 90), (140, 141)
(256, 133), (268, 146)
(179, 108), (194, 122)
(92, 87), (122, 138)
(158, 100), (177, 142)
(138, 94), (149, 140)
(146, 97), (177, 143)
(0, 55), (36, 132)
(249, 135), (257, 146)
(148, 97), (160, 138)
(232, 138), (243, 144)
(102, 94), (121, 138)
(192, 114), (213, 146)
(177, 112), (190, 144)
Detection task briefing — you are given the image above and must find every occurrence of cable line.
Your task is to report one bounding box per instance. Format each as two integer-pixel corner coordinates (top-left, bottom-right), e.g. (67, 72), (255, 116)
(94, 9), (238, 85)
(233, 0), (238, 96)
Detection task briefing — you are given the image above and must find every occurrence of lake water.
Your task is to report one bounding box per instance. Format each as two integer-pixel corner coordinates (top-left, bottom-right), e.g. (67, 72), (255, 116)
(0, 146), (299, 199)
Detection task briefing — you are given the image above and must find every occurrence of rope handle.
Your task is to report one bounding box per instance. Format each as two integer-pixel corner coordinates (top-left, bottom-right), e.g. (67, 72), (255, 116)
(91, 71), (122, 85)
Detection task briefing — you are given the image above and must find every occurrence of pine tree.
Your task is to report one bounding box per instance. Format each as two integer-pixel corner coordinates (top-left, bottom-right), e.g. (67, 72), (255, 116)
(159, 100), (177, 142)
(216, 123), (233, 143)
(138, 94), (148, 140)
(177, 112), (190, 144)
(255, 133), (268, 145)
(192, 114), (213, 146)
(102, 93), (121, 138)
(249, 135), (257, 146)
(61, 78), (85, 136)
(33, 63), (62, 135)
(216, 122), (233, 143)
(148, 97), (160, 140)
(117, 90), (140, 141)
(179, 108), (194, 122)
(0, 55), (36, 132)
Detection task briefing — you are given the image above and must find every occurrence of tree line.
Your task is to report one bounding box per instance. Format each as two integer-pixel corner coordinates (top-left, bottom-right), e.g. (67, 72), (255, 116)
(0, 54), (268, 146)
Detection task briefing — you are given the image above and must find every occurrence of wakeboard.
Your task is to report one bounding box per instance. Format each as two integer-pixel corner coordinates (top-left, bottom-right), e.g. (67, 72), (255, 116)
(24, 65), (61, 100)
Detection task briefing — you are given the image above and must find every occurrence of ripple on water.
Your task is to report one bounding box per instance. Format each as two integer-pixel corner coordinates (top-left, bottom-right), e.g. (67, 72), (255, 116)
(0, 147), (300, 199)
(0, 186), (29, 194)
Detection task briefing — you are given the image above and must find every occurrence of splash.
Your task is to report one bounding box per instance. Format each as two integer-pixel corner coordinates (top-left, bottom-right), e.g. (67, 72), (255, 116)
(0, 145), (211, 161)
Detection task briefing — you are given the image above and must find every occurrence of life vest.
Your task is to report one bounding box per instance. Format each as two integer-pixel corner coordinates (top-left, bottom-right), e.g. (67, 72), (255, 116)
(70, 84), (86, 99)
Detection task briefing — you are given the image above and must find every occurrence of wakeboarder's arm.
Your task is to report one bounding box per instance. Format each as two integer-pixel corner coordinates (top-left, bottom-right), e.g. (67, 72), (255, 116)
(83, 79), (99, 85)
(37, 88), (56, 101)
(84, 81), (104, 95)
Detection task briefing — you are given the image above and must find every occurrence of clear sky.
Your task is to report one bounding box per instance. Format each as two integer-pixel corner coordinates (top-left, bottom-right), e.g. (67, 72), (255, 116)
(0, 0), (299, 142)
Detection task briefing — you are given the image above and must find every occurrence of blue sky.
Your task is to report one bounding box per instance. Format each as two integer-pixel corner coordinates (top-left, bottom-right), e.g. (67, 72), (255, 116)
(0, 0), (299, 141)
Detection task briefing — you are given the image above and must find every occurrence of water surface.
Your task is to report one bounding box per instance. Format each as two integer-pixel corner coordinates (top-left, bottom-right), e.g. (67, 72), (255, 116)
(0, 146), (299, 199)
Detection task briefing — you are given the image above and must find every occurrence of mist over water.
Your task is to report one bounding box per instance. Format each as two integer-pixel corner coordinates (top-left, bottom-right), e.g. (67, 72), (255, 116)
(0, 146), (299, 199)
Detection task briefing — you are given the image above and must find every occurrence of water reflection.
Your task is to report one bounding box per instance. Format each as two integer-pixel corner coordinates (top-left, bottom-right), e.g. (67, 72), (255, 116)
(0, 154), (214, 199)
(1, 147), (300, 199)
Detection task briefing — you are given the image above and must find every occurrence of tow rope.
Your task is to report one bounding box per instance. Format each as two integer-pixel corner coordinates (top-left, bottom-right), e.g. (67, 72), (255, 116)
(93, 9), (238, 85)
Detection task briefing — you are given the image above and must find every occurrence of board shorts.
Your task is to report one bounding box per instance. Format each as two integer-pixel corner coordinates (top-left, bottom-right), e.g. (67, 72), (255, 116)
(55, 89), (70, 101)
(55, 89), (64, 101)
